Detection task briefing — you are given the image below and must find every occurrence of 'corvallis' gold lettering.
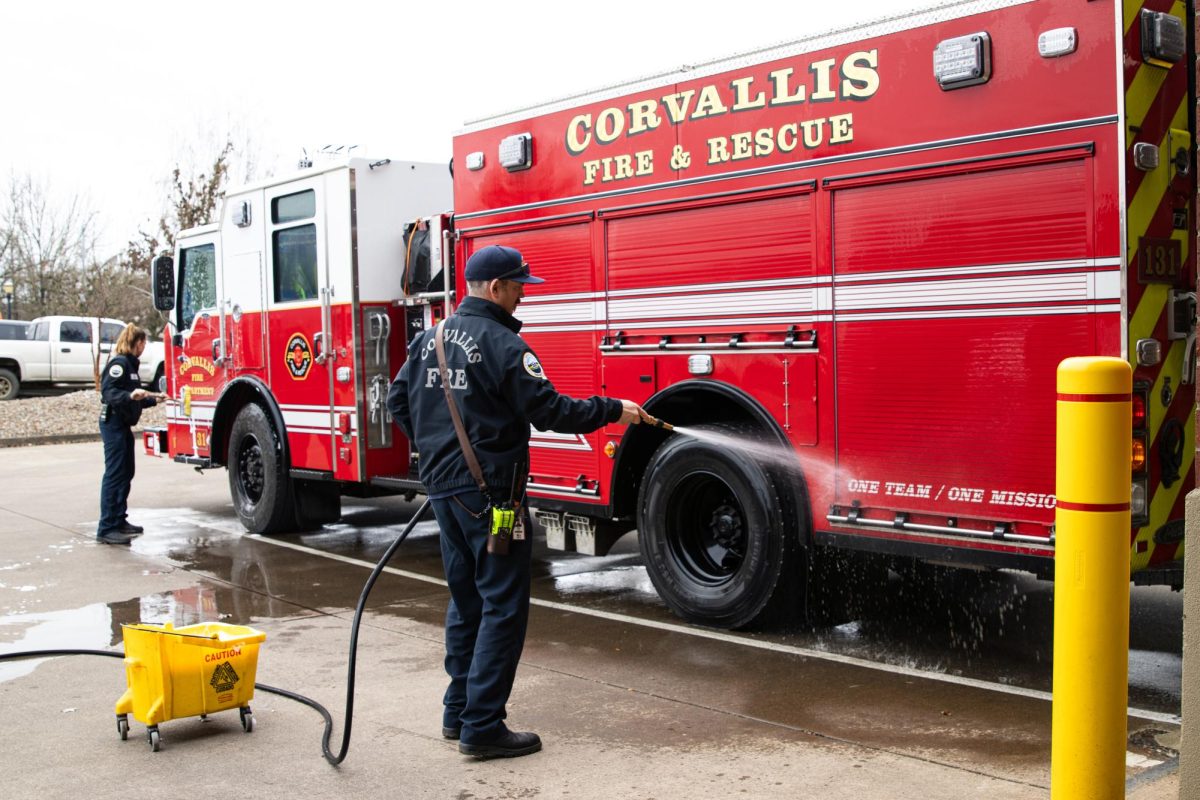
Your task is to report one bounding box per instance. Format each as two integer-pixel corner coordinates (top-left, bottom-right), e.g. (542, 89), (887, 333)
(565, 50), (879, 186)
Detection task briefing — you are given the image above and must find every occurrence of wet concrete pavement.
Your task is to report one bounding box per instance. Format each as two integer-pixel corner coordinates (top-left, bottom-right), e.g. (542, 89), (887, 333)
(0, 442), (1183, 798)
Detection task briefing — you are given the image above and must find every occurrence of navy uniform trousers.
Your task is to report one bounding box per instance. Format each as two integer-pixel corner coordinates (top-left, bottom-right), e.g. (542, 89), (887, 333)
(430, 489), (531, 745)
(98, 417), (135, 535)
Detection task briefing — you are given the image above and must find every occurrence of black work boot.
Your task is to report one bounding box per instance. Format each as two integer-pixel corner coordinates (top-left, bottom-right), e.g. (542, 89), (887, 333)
(97, 531), (137, 545)
(118, 522), (144, 535)
(458, 729), (541, 759)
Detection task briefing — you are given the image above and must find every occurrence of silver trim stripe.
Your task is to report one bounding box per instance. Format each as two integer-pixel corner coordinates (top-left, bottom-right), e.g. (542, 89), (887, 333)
(166, 406), (359, 436)
(516, 258), (1121, 333)
(834, 271), (1120, 312)
(530, 430), (593, 452)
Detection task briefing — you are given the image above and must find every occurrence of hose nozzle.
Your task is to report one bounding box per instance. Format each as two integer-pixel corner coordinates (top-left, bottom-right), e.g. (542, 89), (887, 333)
(647, 415), (674, 432)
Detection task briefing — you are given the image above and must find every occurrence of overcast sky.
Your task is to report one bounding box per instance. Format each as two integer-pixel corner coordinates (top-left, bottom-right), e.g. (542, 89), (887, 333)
(0, 0), (912, 254)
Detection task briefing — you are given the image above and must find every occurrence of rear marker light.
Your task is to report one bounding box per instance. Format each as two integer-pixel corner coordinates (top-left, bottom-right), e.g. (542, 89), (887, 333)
(1131, 436), (1147, 473)
(1131, 393), (1146, 429)
(1038, 28), (1077, 58)
(338, 412), (351, 436)
(1131, 481), (1148, 520)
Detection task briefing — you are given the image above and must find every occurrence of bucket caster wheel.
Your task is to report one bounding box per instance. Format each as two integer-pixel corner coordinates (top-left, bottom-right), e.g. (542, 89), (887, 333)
(240, 706), (254, 733)
(147, 726), (161, 752)
(116, 714), (129, 741)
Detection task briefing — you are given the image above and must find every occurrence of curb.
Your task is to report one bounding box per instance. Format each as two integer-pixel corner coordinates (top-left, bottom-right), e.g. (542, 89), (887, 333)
(0, 433), (103, 448)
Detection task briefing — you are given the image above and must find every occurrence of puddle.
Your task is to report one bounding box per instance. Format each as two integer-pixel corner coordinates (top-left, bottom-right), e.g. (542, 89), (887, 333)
(0, 581), (301, 684)
(552, 565), (657, 598)
(0, 603), (113, 683)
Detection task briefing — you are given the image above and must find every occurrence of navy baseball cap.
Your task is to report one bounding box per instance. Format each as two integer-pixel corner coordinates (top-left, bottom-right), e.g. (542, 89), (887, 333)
(464, 245), (544, 284)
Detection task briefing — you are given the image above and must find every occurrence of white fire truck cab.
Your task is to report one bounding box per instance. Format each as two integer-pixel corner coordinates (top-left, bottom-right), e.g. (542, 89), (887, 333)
(149, 157), (451, 530)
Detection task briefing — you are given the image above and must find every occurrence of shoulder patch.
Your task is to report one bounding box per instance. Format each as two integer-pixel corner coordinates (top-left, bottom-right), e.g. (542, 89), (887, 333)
(108, 364), (124, 378)
(522, 352), (545, 380)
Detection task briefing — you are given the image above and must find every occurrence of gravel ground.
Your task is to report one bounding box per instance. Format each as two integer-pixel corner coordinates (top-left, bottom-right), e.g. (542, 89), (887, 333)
(0, 389), (167, 442)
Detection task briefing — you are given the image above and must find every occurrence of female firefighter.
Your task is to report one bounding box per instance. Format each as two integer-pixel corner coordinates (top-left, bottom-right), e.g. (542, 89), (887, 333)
(96, 323), (163, 544)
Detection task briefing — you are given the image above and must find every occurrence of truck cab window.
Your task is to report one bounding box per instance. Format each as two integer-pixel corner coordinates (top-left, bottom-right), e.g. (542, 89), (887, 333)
(31, 321), (48, 341)
(100, 322), (123, 344)
(271, 189), (318, 303)
(178, 244), (217, 330)
(272, 190), (315, 224)
(59, 320), (92, 343)
(273, 224), (318, 302)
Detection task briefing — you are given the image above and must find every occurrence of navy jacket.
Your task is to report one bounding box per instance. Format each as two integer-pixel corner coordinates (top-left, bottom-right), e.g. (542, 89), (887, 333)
(387, 296), (622, 499)
(100, 353), (155, 426)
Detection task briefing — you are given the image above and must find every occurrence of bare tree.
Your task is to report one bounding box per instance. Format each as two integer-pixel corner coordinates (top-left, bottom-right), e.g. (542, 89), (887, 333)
(0, 173), (100, 320)
(123, 138), (236, 313)
(77, 255), (149, 387)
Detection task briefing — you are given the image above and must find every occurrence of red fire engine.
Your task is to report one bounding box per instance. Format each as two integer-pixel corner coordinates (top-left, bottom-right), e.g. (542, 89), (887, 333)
(150, 0), (1195, 629)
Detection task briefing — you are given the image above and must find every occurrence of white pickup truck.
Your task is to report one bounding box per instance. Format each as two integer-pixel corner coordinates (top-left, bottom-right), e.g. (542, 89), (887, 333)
(0, 316), (165, 400)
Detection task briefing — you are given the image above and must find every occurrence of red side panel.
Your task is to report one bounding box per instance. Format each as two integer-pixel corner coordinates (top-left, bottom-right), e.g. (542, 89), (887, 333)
(833, 156), (1110, 524)
(466, 224), (605, 498)
(605, 194), (814, 291)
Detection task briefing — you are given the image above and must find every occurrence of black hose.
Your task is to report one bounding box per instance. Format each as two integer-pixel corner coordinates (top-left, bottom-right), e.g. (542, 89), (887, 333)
(0, 498), (433, 767)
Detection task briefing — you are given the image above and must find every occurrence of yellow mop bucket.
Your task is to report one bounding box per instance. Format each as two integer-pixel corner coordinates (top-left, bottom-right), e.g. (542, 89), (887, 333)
(114, 621), (266, 751)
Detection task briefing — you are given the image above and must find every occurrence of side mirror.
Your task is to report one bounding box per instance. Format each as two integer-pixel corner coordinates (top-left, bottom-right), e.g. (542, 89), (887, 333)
(152, 255), (175, 311)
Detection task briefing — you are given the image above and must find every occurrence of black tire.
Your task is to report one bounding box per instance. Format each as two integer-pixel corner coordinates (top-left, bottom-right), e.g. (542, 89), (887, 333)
(228, 404), (294, 534)
(0, 368), (19, 401)
(637, 423), (799, 629)
(152, 364), (165, 394)
(292, 479), (341, 529)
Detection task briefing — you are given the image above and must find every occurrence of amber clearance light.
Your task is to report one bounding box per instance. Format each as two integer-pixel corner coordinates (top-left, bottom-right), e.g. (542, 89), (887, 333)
(1131, 436), (1147, 473)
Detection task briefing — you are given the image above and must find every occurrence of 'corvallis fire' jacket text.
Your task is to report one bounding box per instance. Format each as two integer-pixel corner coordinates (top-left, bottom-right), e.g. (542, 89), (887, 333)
(387, 296), (621, 499)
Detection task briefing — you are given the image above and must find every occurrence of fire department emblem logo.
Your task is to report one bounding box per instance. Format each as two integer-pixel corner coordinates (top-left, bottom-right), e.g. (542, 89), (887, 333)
(285, 333), (312, 380)
(209, 661), (239, 693)
(523, 352), (545, 380)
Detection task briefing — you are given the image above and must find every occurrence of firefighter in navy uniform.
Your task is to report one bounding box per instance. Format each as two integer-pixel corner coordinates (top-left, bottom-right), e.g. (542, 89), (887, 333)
(388, 245), (650, 759)
(97, 324), (162, 545)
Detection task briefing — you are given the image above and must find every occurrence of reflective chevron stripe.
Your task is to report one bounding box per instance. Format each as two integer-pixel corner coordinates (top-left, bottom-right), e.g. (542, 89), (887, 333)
(1122, 0), (1194, 571)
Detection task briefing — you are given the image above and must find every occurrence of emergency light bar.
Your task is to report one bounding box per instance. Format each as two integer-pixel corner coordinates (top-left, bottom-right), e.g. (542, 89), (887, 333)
(499, 133), (533, 171)
(933, 32), (991, 90)
(1140, 9), (1185, 67)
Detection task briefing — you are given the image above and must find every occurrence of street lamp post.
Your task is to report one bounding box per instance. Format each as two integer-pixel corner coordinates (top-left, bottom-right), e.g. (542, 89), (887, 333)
(1, 279), (13, 320)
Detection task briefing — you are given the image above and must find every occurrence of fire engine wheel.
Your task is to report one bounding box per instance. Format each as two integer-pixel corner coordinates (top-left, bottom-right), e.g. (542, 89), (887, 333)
(638, 423), (796, 629)
(0, 368), (19, 401)
(228, 404), (294, 534)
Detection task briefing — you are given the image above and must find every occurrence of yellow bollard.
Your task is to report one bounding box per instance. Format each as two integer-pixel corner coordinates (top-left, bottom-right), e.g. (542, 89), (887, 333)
(1051, 357), (1132, 800)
